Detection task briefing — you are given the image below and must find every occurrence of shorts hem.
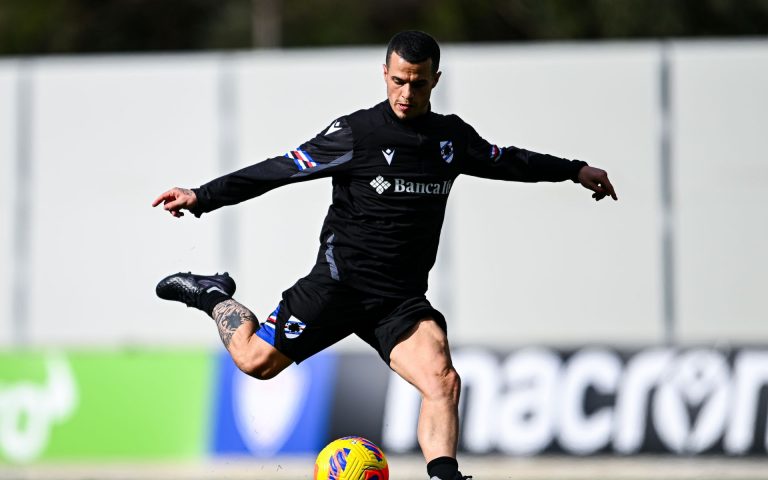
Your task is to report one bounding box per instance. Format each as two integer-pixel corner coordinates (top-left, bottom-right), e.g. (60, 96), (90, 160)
(380, 307), (447, 366)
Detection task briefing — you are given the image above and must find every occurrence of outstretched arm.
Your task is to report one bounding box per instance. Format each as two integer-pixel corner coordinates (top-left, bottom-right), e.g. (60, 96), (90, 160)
(152, 187), (197, 217)
(576, 165), (618, 201)
(152, 117), (354, 218)
(458, 118), (618, 201)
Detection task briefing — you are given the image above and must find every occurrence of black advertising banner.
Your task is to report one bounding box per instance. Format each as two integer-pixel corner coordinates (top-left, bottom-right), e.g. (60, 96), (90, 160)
(328, 353), (390, 443)
(332, 347), (768, 456)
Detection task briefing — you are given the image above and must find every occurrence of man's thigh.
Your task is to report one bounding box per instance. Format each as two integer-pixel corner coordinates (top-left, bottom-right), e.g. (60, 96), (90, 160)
(255, 274), (366, 364)
(388, 318), (454, 391)
(355, 296), (446, 365)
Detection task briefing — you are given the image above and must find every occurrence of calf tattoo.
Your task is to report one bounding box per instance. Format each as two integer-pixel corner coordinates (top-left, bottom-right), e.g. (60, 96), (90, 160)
(211, 299), (257, 347)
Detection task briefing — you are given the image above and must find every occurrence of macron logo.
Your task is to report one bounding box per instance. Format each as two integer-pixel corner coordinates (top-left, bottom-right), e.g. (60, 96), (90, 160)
(382, 148), (395, 165)
(325, 120), (343, 136)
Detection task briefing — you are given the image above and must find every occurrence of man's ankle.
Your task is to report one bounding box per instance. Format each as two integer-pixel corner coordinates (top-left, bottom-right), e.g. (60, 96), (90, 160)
(426, 456), (458, 480)
(199, 290), (231, 315)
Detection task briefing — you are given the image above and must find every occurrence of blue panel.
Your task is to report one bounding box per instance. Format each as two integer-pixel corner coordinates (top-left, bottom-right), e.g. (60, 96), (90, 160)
(210, 349), (338, 456)
(210, 352), (247, 454)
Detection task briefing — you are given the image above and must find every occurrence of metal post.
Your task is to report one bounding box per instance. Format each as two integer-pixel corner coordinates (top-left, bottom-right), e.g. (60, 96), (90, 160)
(217, 55), (240, 272)
(12, 61), (34, 346)
(659, 43), (677, 345)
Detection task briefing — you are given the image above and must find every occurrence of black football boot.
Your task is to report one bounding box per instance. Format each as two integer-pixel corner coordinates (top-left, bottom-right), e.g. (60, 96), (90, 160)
(156, 272), (236, 309)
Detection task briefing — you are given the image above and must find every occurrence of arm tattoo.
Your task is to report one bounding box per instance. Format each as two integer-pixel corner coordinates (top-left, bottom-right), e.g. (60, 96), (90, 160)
(211, 299), (257, 347)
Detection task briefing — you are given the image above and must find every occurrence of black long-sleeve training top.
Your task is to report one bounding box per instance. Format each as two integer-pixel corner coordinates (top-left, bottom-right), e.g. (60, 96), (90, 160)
(192, 100), (586, 297)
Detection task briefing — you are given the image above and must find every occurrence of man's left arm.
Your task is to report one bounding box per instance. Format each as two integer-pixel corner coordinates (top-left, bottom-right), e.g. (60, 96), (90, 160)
(459, 121), (617, 201)
(575, 164), (618, 201)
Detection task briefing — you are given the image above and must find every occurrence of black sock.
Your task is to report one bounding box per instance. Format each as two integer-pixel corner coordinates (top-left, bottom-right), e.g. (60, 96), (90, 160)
(427, 456), (459, 480)
(198, 290), (231, 316)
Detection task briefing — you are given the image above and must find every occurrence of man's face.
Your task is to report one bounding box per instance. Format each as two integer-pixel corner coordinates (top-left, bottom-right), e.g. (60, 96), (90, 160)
(383, 51), (441, 120)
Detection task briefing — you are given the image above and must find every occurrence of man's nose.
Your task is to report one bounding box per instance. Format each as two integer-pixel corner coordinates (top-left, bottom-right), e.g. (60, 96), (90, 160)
(401, 84), (413, 99)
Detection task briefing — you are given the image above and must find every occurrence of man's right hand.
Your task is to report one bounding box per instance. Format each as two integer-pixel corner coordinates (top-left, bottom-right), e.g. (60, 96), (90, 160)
(152, 187), (197, 217)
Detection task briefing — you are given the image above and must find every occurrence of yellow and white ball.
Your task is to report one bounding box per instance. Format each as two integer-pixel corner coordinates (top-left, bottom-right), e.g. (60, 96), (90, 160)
(314, 436), (389, 480)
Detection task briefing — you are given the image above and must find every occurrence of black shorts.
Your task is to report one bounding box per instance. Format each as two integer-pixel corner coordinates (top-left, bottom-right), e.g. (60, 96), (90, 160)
(255, 272), (446, 365)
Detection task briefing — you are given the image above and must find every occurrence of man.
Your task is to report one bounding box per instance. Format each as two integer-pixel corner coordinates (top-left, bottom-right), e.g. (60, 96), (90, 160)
(153, 31), (616, 480)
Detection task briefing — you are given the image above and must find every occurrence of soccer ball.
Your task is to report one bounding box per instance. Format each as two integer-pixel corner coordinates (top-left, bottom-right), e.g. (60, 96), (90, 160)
(314, 436), (389, 480)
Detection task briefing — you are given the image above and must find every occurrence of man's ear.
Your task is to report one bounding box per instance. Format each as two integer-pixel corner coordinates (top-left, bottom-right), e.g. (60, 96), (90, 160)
(382, 63), (389, 80)
(432, 71), (442, 88)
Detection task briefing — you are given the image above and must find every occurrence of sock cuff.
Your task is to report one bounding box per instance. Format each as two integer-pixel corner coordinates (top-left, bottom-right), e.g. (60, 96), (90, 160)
(427, 456), (458, 468)
(200, 290), (231, 316)
(427, 456), (459, 479)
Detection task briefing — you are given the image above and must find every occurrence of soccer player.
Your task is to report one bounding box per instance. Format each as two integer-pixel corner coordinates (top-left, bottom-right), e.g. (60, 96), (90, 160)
(153, 30), (617, 480)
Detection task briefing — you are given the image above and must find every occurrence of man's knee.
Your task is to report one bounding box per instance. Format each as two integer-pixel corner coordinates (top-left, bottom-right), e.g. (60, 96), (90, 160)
(424, 366), (461, 402)
(231, 349), (286, 380)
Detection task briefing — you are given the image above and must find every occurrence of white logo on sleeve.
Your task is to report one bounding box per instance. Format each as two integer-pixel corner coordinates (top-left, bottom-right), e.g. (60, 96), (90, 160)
(382, 148), (395, 165)
(325, 120), (343, 136)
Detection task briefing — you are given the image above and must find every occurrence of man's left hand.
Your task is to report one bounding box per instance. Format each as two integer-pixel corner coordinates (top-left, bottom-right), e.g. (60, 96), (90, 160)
(578, 166), (618, 201)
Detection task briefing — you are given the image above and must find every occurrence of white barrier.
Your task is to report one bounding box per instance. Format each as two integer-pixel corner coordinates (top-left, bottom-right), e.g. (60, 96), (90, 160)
(0, 40), (766, 347)
(672, 41), (768, 343)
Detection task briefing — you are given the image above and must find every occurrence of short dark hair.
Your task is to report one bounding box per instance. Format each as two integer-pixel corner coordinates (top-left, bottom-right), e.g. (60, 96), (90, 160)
(385, 30), (440, 73)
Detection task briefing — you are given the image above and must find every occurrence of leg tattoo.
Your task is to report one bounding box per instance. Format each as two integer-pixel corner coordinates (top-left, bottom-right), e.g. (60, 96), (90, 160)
(211, 299), (257, 348)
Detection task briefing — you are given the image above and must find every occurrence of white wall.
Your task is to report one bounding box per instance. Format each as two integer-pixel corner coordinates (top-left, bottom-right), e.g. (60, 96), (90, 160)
(446, 44), (662, 345)
(0, 40), (766, 347)
(24, 55), (226, 346)
(672, 41), (768, 343)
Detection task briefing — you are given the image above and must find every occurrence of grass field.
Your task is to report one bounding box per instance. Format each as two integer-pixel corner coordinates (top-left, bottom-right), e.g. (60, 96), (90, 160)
(4, 456), (767, 480)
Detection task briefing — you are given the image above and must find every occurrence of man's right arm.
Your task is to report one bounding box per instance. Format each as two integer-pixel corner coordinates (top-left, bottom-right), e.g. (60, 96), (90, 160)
(152, 187), (197, 217)
(153, 117), (354, 218)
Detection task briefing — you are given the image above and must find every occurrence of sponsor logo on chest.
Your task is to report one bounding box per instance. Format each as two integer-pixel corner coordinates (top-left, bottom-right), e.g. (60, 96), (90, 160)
(370, 175), (453, 196)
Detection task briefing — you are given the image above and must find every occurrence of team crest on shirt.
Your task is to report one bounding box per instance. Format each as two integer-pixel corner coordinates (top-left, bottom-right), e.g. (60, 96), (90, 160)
(285, 149), (317, 171)
(283, 316), (306, 339)
(439, 141), (454, 164)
